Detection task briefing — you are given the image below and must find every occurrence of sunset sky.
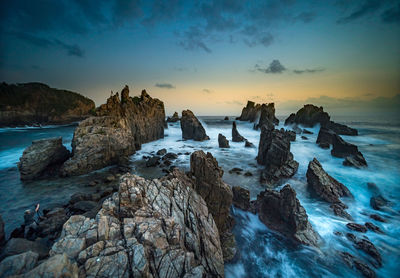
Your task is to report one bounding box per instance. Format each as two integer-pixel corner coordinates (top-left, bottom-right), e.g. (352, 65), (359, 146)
(1, 0), (399, 116)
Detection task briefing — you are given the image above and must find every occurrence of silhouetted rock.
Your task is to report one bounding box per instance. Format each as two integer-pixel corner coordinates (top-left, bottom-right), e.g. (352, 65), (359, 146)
(285, 130), (296, 141)
(365, 222), (384, 234)
(166, 111), (180, 122)
(370, 214), (387, 222)
(257, 123), (299, 185)
(301, 136), (308, 140)
(340, 251), (376, 278)
(284, 104), (330, 127)
(18, 137), (70, 180)
(224, 116), (229, 120)
(181, 110), (209, 141)
(302, 129), (313, 134)
(237, 101), (260, 122)
(145, 156), (160, 167)
(237, 101), (279, 129)
(232, 186), (250, 210)
(257, 103), (279, 128)
(156, 148), (167, 155)
(232, 121), (245, 142)
(252, 185), (319, 247)
(316, 127), (335, 148)
(61, 87), (165, 176)
(218, 133), (230, 148)
(331, 134), (367, 168)
(0, 82), (95, 127)
(354, 238), (382, 267)
(244, 139), (255, 147)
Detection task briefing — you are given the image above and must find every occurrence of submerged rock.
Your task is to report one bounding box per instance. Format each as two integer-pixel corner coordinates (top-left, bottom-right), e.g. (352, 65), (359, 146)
(252, 185), (320, 247)
(0, 238), (49, 261)
(232, 121), (245, 142)
(331, 134), (367, 168)
(370, 195), (390, 210)
(218, 133), (230, 148)
(18, 137), (70, 180)
(166, 111), (180, 122)
(180, 110), (210, 141)
(346, 223), (367, 233)
(340, 251), (376, 278)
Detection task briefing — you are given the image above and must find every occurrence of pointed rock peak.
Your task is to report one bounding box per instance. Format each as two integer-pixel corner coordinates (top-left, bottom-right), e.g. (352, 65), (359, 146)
(141, 89), (150, 99)
(121, 85), (130, 103)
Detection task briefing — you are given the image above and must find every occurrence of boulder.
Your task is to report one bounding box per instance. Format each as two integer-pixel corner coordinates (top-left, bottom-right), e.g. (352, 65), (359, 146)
(285, 130), (296, 141)
(302, 129), (313, 134)
(0, 214), (4, 246)
(232, 186), (250, 210)
(257, 103), (279, 128)
(284, 104), (330, 127)
(18, 137), (70, 180)
(0, 238), (49, 260)
(166, 111), (180, 122)
(218, 133), (230, 148)
(370, 214), (387, 222)
(365, 222), (384, 234)
(316, 127), (335, 148)
(146, 156), (160, 167)
(36, 207), (68, 240)
(346, 223), (367, 233)
(21, 253), (79, 278)
(257, 124), (299, 185)
(162, 152), (178, 160)
(370, 195), (390, 210)
(253, 185), (319, 247)
(0, 251), (39, 276)
(61, 87), (165, 176)
(156, 148), (167, 156)
(331, 134), (367, 168)
(340, 252), (376, 278)
(237, 101), (278, 127)
(354, 238), (382, 267)
(180, 110), (209, 141)
(232, 121), (245, 142)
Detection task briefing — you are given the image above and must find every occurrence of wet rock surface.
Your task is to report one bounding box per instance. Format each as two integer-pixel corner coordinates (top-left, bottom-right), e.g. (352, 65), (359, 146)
(18, 137), (70, 180)
(340, 251), (376, 278)
(232, 186), (250, 211)
(218, 133), (230, 148)
(316, 127), (335, 148)
(331, 134), (367, 168)
(232, 121), (245, 142)
(180, 110), (209, 141)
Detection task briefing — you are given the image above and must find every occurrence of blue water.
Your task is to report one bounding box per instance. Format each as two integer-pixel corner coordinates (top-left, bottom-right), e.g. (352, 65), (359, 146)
(0, 116), (399, 277)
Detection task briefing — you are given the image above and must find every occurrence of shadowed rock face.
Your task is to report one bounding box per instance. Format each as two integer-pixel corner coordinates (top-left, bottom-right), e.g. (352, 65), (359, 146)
(237, 101), (279, 128)
(252, 185), (320, 247)
(218, 133), (230, 148)
(166, 111), (180, 122)
(60, 86), (165, 176)
(232, 121), (245, 142)
(18, 137), (70, 180)
(236, 101), (260, 122)
(316, 127), (335, 148)
(284, 104), (330, 127)
(180, 110), (209, 141)
(331, 134), (367, 168)
(0, 82), (95, 127)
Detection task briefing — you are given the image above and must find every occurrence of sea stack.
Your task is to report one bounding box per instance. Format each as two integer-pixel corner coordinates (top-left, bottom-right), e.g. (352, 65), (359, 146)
(180, 110), (209, 141)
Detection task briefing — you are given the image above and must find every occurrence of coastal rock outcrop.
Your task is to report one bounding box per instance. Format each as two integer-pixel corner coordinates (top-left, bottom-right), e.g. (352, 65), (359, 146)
(166, 111), (180, 122)
(232, 186), (250, 211)
(237, 101), (279, 128)
(61, 86), (165, 176)
(232, 121), (245, 142)
(257, 123), (299, 185)
(180, 110), (209, 141)
(218, 133), (230, 148)
(257, 103), (279, 127)
(0, 82), (95, 127)
(236, 101), (261, 122)
(331, 134), (367, 168)
(316, 127), (335, 148)
(18, 137), (70, 180)
(252, 185), (319, 247)
(0, 251), (39, 277)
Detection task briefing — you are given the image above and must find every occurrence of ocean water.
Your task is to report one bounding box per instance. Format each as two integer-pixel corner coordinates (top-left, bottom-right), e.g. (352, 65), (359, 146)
(0, 116), (399, 277)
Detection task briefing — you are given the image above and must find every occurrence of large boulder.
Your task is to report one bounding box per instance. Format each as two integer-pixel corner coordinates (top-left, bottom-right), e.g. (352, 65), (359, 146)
(326, 121), (358, 135)
(0, 251), (39, 277)
(61, 86), (165, 176)
(257, 123), (299, 185)
(232, 121), (245, 142)
(166, 111), (180, 122)
(237, 101), (279, 128)
(218, 133), (230, 148)
(180, 110), (209, 141)
(252, 185), (319, 247)
(18, 137), (70, 180)
(331, 134), (367, 168)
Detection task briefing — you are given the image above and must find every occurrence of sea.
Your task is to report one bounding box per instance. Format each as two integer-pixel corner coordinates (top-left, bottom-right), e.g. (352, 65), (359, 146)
(0, 115), (399, 277)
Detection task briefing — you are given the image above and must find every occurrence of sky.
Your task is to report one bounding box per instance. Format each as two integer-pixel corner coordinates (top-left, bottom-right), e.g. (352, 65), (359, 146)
(0, 0), (399, 116)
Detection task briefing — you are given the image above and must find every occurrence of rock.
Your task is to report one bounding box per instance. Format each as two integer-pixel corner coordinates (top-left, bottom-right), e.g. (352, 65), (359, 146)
(253, 185), (319, 247)
(284, 104), (330, 127)
(106, 175), (115, 182)
(365, 222), (384, 234)
(367, 182), (381, 196)
(180, 110), (209, 141)
(340, 252), (376, 278)
(36, 207), (68, 240)
(146, 156), (160, 167)
(292, 126), (302, 134)
(370, 214), (387, 222)
(257, 103), (279, 128)
(302, 129), (313, 134)
(370, 195), (390, 210)
(229, 167), (243, 174)
(236, 101), (261, 122)
(218, 133), (230, 148)
(316, 127), (335, 148)
(346, 223), (367, 233)
(326, 121), (358, 136)
(244, 139), (255, 147)
(257, 124), (299, 185)
(354, 238), (382, 267)
(285, 130), (296, 141)
(301, 136), (308, 140)
(21, 253), (79, 278)
(0, 251), (39, 276)
(69, 201), (98, 215)
(0, 238), (49, 260)
(156, 148), (167, 156)
(0, 214), (4, 246)
(166, 111), (180, 122)
(237, 101), (278, 127)
(232, 186), (250, 210)
(61, 87), (165, 176)
(162, 152), (178, 160)
(232, 121), (245, 142)
(224, 116), (229, 120)
(244, 171), (253, 176)
(0, 82), (95, 127)
(18, 137), (70, 180)
(330, 203), (353, 220)
(331, 134), (367, 168)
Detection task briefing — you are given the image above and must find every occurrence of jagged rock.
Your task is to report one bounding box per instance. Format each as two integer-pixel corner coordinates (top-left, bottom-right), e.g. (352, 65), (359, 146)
(232, 186), (250, 210)
(166, 111), (180, 122)
(284, 104), (330, 127)
(218, 133), (230, 148)
(237, 101), (278, 127)
(316, 127), (335, 148)
(330, 203), (353, 220)
(236, 101), (261, 122)
(326, 121), (358, 136)
(257, 103), (279, 127)
(331, 134), (367, 168)
(156, 148), (167, 156)
(69, 201), (98, 215)
(162, 152), (178, 160)
(354, 238), (382, 267)
(21, 253), (79, 278)
(340, 251), (376, 278)
(61, 87), (165, 176)
(232, 121), (245, 142)
(180, 110), (209, 141)
(0, 82), (95, 127)
(301, 136), (308, 140)
(244, 139), (255, 147)
(370, 195), (390, 210)
(252, 185), (319, 247)
(365, 222), (384, 234)
(257, 124), (299, 185)
(18, 137), (70, 180)
(36, 207), (68, 240)
(0, 238), (49, 260)
(0, 214), (4, 246)
(229, 168), (243, 174)
(0, 251), (39, 276)
(346, 223), (367, 233)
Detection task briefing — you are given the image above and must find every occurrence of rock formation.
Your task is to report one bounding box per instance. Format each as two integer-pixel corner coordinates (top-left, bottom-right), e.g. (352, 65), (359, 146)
(306, 158), (353, 219)
(316, 127), (335, 148)
(0, 82), (95, 127)
(232, 186), (250, 211)
(252, 185), (319, 247)
(237, 101), (279, 128)
(61, 86), (165, 176)
(331, 134), (367, 168)
(180, 110), (209, 141)
(166, 111), (180, 122)
(18, 137), (70, 180)
(327, 121), (358, 136)
(257, 123), (299, 185)
(224, 116), (229, 120)
(232, 121), (245, 142)
(236, 101), (261, 122)
(257, 103), (279, 127)
(218, 133), (230, 148)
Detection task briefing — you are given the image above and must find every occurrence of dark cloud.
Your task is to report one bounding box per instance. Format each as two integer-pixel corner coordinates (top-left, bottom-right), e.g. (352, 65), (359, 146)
(244, 33), (274, 48)
(112, 0), (142, 27)
(54, 40), (85, 57)
(255, 60), (287, 74)
(202, 89), (212, 94)
(381, 4), (400, 23)
(293, 68), (325, 74)
(142, 0), (181, 27)
(178, 26), (211, 53)
(155, 83), (175, 89)
(337, 0), (382, 24)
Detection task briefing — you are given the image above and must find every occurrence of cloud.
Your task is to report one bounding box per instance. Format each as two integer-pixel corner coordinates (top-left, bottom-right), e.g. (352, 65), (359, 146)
(255, 60), (287, 74)
(178, 26), (211, 53)
(294, 12), (317, 23)
(54, 40), (85, 57)
(202, 89), (212, 94)
(293, 68), (325, 74)
(155, 83), (175, 89)
(142, 0), (181, 27)
(381, 4), (400, 24)
(337, 0), (382, 24)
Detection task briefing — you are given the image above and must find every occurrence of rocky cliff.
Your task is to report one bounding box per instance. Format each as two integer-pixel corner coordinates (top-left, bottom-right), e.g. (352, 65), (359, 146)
(0, 82), (95, 127)
(61, 86), (165, 176)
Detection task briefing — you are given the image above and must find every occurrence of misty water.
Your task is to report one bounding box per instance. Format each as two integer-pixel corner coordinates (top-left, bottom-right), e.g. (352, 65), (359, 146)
(0, 116), (399, 277)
